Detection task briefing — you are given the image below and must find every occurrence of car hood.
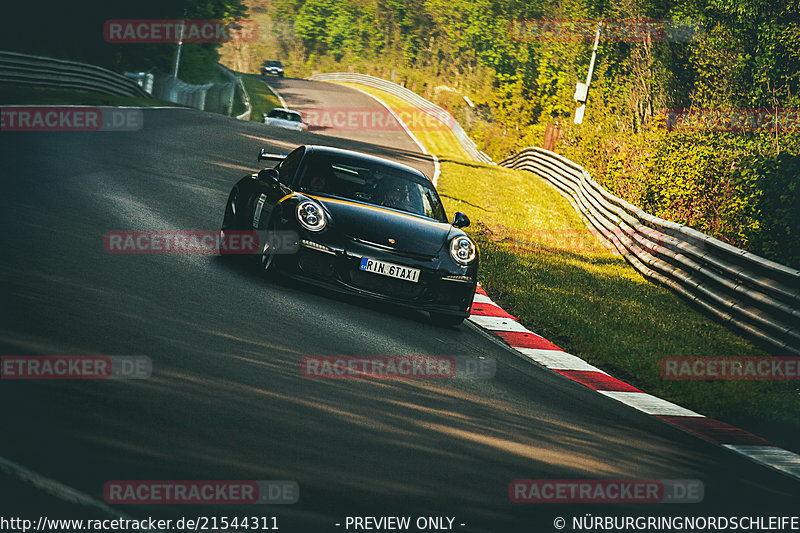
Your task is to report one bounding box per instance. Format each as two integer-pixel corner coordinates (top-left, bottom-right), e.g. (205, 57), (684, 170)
(266, 119), (303, 131)
(315, 196), (451, 256)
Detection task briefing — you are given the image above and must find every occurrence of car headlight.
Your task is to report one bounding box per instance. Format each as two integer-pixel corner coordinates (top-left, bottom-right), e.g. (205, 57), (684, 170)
(449, 235), (476, 265)
(296, 200), (327, 232)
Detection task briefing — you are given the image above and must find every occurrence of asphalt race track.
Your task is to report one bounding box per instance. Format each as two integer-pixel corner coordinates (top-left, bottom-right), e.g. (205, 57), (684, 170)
(1, 79), (798, 531)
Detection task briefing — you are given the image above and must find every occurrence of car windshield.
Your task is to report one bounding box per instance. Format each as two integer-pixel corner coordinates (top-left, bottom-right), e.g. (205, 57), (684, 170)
(266, 61), (282, 67)
(268, 110), (301, 121)
(297, 154), (447, 222)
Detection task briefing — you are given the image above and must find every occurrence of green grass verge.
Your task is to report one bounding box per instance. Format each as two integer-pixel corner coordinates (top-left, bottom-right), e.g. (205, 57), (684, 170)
(0, 85), (181, 107)
(338, 79), (800, 452)
(240, 75), (281, 122)
(231, 88), (247, 118)
(437, 160), (800, 453)
(323, 79), (800, 451)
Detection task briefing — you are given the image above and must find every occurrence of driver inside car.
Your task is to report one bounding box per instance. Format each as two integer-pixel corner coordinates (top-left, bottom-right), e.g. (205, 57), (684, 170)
(309, 173), (327, 192)
(377, 178), (407, 209)
(302, 160), (330, 193)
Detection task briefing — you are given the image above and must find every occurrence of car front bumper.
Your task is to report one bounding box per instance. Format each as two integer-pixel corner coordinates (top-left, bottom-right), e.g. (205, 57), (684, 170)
(274, 240), (477, 317)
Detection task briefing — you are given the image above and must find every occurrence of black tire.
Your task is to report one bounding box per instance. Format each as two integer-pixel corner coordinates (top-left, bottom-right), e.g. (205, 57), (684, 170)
(430, 313), (465, 327)
(221, 189), (239, 230)
(260, 217), (279, 277)
(219, 189), (239, 257)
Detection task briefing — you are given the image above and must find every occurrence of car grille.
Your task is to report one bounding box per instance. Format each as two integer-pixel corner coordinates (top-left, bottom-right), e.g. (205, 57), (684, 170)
(349, 237), (437, 262)
(299, 254), (336, 277)
(348, 270), (424, 299)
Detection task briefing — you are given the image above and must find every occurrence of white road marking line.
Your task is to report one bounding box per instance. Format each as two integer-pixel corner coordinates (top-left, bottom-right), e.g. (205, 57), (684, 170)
(723, 445), (800, 478)
(599, 391), (703, 417)
(467, 287), (800, 482)
(263, 81), (287, 109)
(467, 315), (530, 332)
(472, 293), (494, 304)
(0, 455), (136, 520)
(515, 348), (607, 372)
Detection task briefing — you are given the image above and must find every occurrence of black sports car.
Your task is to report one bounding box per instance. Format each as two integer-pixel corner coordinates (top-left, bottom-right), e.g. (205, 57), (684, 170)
(220, 145), (478, 326)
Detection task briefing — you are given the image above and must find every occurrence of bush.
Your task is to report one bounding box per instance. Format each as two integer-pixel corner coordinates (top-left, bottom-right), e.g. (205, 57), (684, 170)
(560, 123), (800, 269)
(739, 153), (800, 268)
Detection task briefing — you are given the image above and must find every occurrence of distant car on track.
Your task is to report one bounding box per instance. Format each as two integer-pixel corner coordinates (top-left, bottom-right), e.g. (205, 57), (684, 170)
(262, 108), (309, 132)
(261, 107), (308, 131)
(220, 145), (478, 326)
(261, 60), (284, 77)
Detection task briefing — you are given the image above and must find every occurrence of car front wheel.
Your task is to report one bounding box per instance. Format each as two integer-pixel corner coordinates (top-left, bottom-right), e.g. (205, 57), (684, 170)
(260, 218), (279, 277)
(220, 190), (240, 257)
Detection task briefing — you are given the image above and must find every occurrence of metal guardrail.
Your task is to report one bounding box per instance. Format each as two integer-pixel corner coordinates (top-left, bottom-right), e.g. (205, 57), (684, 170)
(149, 65), (236, 115)
(306, 72), (492, 164)
(234, 77), (251, 120)
(0, 51), (148, 98)
(150, 71), (213, 110)
(217, 64), (250, 120)
(500, 147), (800, 356)
(0, 51), (247, 118)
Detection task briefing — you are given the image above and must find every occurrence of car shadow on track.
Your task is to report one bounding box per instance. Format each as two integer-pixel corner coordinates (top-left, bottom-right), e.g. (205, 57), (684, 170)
(211, 254), (438, 328)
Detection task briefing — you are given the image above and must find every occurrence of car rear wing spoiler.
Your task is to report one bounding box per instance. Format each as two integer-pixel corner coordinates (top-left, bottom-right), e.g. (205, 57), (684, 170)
(258, 149), (287, 162)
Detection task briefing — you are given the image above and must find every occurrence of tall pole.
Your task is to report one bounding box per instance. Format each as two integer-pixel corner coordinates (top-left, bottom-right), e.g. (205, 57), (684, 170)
(172, 9), (188, 78)
(586, 22), (601, 87)
(574, 22), (602, 124)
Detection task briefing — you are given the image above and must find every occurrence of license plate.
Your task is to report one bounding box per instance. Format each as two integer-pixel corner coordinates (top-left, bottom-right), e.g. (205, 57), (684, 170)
(359, 257), (420, 283)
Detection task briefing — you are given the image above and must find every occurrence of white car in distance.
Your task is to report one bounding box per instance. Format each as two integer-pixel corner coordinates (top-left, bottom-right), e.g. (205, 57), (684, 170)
(262, 108), (309, 132)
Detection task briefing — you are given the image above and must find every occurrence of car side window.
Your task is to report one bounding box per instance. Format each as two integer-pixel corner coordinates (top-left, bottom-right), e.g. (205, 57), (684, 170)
(277, 147), (304, 187)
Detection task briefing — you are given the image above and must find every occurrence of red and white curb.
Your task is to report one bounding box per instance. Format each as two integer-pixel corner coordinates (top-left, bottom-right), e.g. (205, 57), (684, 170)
(468, 286), (800, 481)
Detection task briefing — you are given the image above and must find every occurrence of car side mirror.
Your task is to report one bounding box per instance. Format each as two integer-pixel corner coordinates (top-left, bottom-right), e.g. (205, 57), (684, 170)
(258, 149), (287, 162)
(452, 211), (470, 228)
(258, 168), (280, 186)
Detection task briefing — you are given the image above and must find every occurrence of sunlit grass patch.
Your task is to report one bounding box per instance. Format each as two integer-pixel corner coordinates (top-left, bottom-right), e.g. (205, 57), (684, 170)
(240, 75), (281, 121)
(319, 77), (800, 451)
(439, 158), (800, 453)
